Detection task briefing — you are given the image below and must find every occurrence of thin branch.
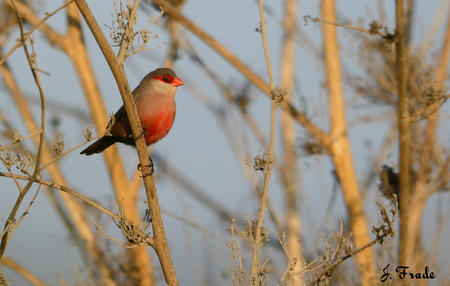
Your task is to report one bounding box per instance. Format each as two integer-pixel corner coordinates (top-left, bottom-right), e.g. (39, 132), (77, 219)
(0, 5), (116, 283)
(0, 131), (41, 151)
(308, 200), (397, 286)
(117, 0), (141, 63)
(37, 134), (103, 173)
(152, 0), (329, 149)
(303, 15), (394, 39)
(307, 234), (386, 286)
(0, 171), (118, 220)
(72, 1), (178, 284)
(249, 0), (278, 284)
(0, 155), (25, 194)
(0, 1), (73, 67)
(0, 0), (47, 259)
(1, 256), (48, 286)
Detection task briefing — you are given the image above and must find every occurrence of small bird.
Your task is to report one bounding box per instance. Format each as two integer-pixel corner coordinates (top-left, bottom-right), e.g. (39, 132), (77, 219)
(80, 67), (183, 155)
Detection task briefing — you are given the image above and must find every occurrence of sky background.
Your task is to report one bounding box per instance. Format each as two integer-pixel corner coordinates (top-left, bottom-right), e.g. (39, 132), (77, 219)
(0, 0), (449, 285)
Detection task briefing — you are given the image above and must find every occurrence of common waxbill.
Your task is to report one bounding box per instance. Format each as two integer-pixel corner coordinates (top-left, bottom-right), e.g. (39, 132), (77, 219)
(80, 67), (183, 155)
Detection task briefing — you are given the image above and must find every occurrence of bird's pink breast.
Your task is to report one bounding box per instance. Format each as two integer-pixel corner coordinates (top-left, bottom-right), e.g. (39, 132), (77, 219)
(141, 109), (176, 145)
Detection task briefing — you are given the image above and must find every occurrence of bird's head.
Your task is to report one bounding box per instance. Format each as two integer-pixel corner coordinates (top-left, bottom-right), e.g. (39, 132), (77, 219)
(146, 67), (183, 95)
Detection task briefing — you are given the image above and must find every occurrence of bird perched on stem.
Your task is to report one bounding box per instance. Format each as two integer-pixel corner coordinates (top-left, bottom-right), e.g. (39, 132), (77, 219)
(80, 67), (183, 156)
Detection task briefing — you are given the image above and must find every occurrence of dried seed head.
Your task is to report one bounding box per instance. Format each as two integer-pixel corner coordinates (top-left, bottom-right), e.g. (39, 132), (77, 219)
(270, 88), (286, 103)
(378, 165), (399, 201)
(82, 124), (93, 142)
(15, 152), (33, 175)
(52, 133), (64, 155)
(301, 139), (326, 155)
(253, 153), (268, 172)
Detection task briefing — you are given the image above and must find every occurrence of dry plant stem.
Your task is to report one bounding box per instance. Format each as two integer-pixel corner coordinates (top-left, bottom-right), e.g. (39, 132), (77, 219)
(9, 0), (133, 210)
(173, 46), (286, 234)
(249, 0), (277, 284)
(12, 184), (42, 236)
(72, 1), (178, 285)
(9, 0), (140, 214)
(303, 16), (391, 38)
(0, 172), (118, 220)
(0, 50), (117, 286)
(152, 0), (329, 149)
(280, 0), (303, 284)
(418, 0), (450, 56)
(161, 209), (226, 243)
(158, 154), (283, 248)
(362, 125), (397, 194)
(0, 1), (46, 259)
(38, 135), (102, 172)
(44, 187), (99, 284)
(0, 130), (41, 151)
(0, 0), (74, 67)
(64, 3), (154, 283)
(117, 0), (140, 63)
(408, 15), (450, 264)
(404, 0), (414, 46)
(1, 256), (48, 286)
(321, 0), (375, 284)
(164, 22), (180, 68)
(307, 232), (390, 286)
(66, 1), (135, 213)
(156, 154), (236, 222)
(395, 0), (410, 267)
(0, 157), (24, 194)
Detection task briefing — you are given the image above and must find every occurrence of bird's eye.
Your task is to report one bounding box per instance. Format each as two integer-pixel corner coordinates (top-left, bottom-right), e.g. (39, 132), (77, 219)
(163, 76), (170, 82)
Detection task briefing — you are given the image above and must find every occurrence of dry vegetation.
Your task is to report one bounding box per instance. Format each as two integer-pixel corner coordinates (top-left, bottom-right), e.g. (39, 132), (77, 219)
(0, 0), (449, 285)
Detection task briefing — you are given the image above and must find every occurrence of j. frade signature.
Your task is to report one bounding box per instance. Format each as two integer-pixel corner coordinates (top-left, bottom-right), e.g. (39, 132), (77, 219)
(380, 264), (437, 282)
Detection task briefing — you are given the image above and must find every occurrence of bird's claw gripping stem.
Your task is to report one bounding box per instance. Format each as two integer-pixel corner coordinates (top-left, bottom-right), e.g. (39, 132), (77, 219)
(137, 156), (154, 177)
(135, 126), (148, 141)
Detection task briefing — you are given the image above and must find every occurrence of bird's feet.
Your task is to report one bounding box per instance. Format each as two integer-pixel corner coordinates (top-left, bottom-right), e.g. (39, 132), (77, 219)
(135, 126), (148, 141)
(137, 156), (154, 177)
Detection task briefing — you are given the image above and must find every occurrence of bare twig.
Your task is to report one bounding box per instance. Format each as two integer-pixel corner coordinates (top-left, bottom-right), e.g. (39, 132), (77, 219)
(0, 1), (73, 67)
(248, 1), (278, 284)
(152, 0), (329, 149)
(0, 171), (118, 220)
(0, 0), (47, 259)
(0, 131), (41, 151)
(308, 200), (397, 286)
(1, 256), (48, 286)
(303, 15), (394, 40)
(0, 4), (117, 283)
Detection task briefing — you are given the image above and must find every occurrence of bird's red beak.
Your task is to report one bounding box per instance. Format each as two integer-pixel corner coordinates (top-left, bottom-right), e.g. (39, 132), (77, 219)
(172, 77), (184, 87)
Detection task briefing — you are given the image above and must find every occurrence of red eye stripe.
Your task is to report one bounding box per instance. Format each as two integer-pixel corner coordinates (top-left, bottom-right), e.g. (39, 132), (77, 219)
(154, 75), (174, 83)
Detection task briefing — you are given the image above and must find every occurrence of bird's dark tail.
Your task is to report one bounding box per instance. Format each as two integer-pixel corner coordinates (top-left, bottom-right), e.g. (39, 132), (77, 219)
(80, 136), (116, 155)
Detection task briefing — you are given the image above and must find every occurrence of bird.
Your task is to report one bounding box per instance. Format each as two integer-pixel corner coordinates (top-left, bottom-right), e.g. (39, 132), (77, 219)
(80, 67), (183, 156)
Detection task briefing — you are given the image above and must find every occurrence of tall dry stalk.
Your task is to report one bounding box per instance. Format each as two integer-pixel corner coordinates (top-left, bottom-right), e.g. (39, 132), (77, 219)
(248, 0), (278, 285)
(321, 0), (375, 284)
(279, 0), (303, 284)
(73, 0), (178, 284)
(395, 0), (411, 267)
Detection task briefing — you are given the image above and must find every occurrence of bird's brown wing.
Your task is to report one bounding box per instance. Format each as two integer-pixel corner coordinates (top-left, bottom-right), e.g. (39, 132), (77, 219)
(109, 106), (135, 145)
